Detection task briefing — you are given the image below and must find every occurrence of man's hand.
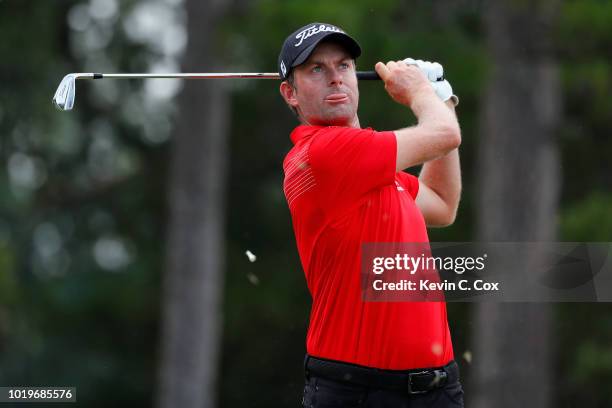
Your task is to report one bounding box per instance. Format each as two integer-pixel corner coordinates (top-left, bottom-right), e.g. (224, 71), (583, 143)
(375, 61), (435, 107)
(402, 58), (444, 81)
(403, 58), (459, 106)
(432, 80), (459, 106)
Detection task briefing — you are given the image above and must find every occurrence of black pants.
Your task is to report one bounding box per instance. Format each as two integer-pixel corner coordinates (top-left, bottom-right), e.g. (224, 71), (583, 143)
(301, 361), (464, 408)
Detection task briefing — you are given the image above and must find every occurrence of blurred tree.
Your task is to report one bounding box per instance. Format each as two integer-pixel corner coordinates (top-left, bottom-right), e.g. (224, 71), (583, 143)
(472, 1), (561, 407)
(155, 0), (229, 407)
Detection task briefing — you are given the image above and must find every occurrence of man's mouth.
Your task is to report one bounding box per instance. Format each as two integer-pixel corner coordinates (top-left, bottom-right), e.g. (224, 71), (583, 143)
(324, 93), (349, 104)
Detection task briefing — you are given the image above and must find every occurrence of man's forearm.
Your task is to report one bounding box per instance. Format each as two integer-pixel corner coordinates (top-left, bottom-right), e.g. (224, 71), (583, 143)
(418, 102), (462, 215)
(394, 89), (461, 170)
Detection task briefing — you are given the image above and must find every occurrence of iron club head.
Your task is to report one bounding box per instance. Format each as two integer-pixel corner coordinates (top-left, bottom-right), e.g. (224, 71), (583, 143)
(53, 74), (77, 111)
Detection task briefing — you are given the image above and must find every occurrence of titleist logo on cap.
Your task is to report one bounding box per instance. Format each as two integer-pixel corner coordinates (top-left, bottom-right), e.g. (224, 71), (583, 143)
(294, 24), (344, 47)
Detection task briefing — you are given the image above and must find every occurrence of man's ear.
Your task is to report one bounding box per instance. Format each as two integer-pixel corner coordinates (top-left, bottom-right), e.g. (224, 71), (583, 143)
(280, 81), (299, 108)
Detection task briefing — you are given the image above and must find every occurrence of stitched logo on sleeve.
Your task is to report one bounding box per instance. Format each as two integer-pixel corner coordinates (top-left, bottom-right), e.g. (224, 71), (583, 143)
(283, 143), (316, 209)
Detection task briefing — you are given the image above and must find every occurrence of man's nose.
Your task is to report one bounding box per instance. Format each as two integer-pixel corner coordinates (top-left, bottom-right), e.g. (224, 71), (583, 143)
(328, 68), (343, 86)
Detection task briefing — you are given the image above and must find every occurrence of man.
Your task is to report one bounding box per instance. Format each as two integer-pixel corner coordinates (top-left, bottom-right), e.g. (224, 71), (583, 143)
(279, 23), (463, 407)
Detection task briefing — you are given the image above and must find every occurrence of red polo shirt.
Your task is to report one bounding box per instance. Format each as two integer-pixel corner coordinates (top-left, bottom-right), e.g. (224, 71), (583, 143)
(283, 125), (454, 370)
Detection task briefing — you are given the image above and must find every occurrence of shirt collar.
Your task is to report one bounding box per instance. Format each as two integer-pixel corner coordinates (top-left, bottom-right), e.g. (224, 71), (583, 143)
(290, 125), (373, 144)
(290, 125), (321, 145)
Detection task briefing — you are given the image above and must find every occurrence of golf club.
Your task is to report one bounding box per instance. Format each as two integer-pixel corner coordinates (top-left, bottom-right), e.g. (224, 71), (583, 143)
(52, 71), (382, 111)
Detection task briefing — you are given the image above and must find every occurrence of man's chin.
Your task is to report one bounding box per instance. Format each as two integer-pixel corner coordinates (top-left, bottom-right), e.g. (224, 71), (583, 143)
(312, 111), (356, 127)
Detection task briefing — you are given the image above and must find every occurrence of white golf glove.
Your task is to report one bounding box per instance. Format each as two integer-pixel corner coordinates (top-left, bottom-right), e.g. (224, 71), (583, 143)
(403, 58), (459, 106)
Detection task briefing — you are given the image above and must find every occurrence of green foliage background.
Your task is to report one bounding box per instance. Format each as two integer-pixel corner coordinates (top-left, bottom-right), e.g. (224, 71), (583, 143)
(0, 0), (610, 406)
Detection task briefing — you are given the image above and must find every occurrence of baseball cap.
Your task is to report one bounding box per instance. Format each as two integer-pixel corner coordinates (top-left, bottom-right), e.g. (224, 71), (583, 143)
(278, 22), (362, 80)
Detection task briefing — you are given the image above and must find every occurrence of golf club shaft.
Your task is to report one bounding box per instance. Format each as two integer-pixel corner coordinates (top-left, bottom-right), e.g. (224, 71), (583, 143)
(71, 72), (381, 80)
(52, 71), (382, 111)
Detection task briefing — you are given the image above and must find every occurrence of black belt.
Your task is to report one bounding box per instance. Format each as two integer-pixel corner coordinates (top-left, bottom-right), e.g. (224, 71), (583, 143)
(305, 355), (458, 395)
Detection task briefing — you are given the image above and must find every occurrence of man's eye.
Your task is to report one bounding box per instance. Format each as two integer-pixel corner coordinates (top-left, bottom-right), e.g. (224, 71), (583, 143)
(312, 66), (322, 73)
(340, 63), (349, 70)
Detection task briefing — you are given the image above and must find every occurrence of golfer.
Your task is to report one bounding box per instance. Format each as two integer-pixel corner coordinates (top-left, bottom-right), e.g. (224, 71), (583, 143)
(279, 23), (463, 407)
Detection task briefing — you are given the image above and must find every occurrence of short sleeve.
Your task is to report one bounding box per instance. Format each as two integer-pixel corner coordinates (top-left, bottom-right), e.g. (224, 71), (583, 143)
(309, 127), (397, 212)
(397, 171), (420, 200)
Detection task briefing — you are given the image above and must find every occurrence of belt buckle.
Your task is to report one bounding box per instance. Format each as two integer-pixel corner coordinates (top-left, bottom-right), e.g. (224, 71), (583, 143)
(407, 371), (429, 395)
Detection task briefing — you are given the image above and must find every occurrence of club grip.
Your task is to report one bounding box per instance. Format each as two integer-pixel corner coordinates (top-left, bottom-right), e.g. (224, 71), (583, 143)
(356, 71), (381, 80)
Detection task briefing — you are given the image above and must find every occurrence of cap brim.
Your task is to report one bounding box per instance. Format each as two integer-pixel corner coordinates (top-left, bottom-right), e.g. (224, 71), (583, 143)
(291, 32), (362, 68)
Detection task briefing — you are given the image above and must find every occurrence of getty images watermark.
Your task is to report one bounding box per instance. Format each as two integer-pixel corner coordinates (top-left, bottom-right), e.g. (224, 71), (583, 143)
(361, 242), (612, 302)
(371, 252), (497, 292)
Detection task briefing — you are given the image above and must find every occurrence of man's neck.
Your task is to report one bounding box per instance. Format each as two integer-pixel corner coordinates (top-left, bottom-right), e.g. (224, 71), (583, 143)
(300, 116), (361, 128)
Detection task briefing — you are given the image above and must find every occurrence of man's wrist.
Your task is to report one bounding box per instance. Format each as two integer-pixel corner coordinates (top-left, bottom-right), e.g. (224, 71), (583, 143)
(409, 85), (442, 113)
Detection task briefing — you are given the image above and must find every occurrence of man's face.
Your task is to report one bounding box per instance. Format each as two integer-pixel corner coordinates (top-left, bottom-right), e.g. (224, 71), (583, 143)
(282, 41), (359, 127)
